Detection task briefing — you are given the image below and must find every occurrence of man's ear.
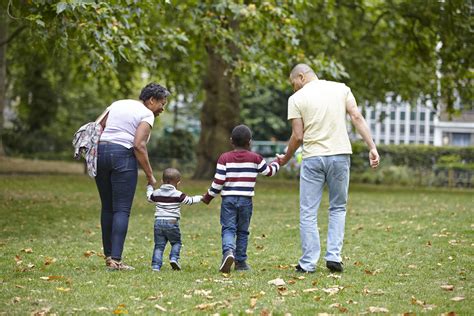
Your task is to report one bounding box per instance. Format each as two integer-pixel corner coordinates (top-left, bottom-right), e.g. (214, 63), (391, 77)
(177, 180), (181, 186)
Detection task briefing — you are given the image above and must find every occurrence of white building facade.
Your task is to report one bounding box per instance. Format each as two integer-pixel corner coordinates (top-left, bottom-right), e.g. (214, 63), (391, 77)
(363, 100), (474, 147)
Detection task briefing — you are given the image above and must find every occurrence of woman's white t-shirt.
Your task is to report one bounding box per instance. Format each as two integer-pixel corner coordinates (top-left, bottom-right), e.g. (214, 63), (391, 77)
(100, 99), (155, 149)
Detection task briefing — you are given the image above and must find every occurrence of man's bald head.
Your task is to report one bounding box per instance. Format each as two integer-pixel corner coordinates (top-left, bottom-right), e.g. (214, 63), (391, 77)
(290, 64), (316, 80)
(289, 64), (318, 92)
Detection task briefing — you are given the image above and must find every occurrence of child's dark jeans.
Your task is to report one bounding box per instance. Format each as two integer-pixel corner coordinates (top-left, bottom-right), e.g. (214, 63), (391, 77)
(152, 218), (181, 270)
(220, 196), (253, 262)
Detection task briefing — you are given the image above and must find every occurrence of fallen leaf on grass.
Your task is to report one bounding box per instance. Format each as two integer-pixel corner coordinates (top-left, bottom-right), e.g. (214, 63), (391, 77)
(277, 286), (288, 296)
(451, 296), (464, 302)
(322, 286), (344, 296)
(84, 250), (95, 257)
(113, 303), (128, 314)
(287, 280), (296, 285)
(251, 291), (265, 299)
(268, 278), (286, 286)
(183, 294), (192, 299)
(97, 307), (109, 311)
(440, 312), (457, 316)
(303, 288), (319, 293)
(276, 264), (289, 270)
(364, 269), (381, 275)
(32, 307), (51, 316)
(250, 298), (257, 308)
(353, 261), (363, 266)
(195, 300), (230, 310)
(368, 306), (389, 313)
(440, 285), (454, 291)
(327, 273), (341, 279)
(12, 297), (20, 304)
(56, 287), (70, 292)
(22, 248), (33, 253)
(407, 265), (417, 269)
(154, 304), (167, 312)
(411, 296), (436, 311)
(44, 257), (57, 266)
(15, 285), (25, 289)
(329, 303), (348, 312)
(14, 255), (22, 265)
(40, 276), (64, 281)
(296, 276), (305, 280)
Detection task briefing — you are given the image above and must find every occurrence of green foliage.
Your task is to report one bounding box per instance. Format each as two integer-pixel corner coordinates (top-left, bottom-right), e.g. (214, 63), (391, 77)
(149, 129), (196, 162)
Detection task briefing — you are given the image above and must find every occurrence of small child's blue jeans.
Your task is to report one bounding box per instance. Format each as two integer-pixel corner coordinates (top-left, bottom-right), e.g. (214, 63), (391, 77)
(152, 219), (181, 270)
(220, 196), (253, 263)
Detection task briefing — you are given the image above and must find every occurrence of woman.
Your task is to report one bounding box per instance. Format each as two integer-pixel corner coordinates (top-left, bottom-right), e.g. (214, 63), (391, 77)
(95, 82), (170, 270)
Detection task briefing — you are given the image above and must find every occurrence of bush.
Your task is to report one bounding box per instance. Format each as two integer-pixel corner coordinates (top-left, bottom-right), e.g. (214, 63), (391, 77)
(149, 129), (196, 162)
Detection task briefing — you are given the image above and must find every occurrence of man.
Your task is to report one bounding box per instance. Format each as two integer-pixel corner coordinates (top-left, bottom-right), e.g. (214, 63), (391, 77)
(277, 64), (379, 273)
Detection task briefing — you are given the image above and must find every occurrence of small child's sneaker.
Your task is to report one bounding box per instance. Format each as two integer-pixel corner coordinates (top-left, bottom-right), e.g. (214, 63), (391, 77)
(152, 268), (160, 272)
(219, 250), (234, 273)
(170, 260), (181, 271)
(235, 261), (251, 271)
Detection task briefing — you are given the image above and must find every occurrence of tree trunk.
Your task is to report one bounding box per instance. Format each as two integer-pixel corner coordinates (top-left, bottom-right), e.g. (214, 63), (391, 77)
(0, 9), (7, 156)
(193, 47), (240, 179)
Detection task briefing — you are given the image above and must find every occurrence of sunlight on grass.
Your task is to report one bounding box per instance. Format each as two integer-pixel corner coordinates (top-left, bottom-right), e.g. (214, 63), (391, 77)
(0, 175), (472, 314)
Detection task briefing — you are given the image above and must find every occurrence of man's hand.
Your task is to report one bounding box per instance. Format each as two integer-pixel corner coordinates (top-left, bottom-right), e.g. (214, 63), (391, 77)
(369, 148), (380, 169)
(147, 175), (157, 187)
(276, 153), (290, 166)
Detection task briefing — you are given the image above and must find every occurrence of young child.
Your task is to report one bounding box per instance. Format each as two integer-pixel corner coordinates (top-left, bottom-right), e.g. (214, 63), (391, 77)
(202, 124), (280, 273)
(146, 168), (202, 271)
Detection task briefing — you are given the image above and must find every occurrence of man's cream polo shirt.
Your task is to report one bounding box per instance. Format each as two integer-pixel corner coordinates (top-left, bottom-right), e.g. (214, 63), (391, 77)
(287, 79), (354, 158)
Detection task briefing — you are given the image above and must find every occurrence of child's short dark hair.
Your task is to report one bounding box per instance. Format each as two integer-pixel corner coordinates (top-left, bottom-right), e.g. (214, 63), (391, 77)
(231, 124), (252, 147)
(162, 168), (181, 183)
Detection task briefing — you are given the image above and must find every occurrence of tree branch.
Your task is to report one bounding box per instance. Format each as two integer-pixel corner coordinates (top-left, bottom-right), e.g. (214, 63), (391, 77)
(0, 25), (26, 47)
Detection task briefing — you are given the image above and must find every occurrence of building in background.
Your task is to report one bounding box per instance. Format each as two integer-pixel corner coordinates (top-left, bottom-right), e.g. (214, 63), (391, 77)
(363, 97), (474, 147)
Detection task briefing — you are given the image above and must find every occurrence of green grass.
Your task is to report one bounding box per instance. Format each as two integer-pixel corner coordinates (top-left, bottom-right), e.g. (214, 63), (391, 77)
(0, 174), (472, 315)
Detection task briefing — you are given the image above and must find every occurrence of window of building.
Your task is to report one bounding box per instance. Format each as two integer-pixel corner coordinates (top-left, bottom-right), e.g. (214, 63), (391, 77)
(381, 124), (385, 133)
(410, 125), (416, 134)
(390, 111), (396, 120)
(400, 125), (405, 133)
(452, 133), (471, 147)
(410, 112), (416, 120)
(400, 112), (406, 120)
(420, 125), (425, 134)
(390, 124), (395, 133)
(371, 111), (376, 119)
(430, 126), (434, 135)
(420, 112), (425, 121)
(430, 112), (436, 121)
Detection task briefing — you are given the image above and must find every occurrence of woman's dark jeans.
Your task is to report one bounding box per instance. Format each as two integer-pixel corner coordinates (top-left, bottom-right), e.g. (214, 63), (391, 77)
(95, 142), (137, 261)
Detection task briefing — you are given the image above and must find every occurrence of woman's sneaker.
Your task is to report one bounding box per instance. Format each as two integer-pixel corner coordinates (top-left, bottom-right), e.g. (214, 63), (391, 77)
(107, 259), (135, 271)
(235, 261), (251, 271)
(219, 250), (234, 273)
(105, 256), (112, 267)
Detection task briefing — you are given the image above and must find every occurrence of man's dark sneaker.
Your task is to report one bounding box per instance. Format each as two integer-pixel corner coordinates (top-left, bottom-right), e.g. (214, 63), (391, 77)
(326, 261), (344, 272)
(295, 264), (315, 273)
(170, 259), (181, 271)
(219, 250), (235, 273)
(235, 261), (251, 271)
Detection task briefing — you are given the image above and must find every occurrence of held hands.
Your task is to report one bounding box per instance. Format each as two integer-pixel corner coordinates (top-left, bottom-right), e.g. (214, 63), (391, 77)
(201, 194), (210, 205)
(369, 148), (380, 169)
(276, 154), (289, 166)
(147, 175), (157, 187)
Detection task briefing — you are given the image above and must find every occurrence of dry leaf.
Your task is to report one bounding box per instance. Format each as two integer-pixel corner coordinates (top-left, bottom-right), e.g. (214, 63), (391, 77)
(276, 264), (289, 270)
(368, 306), (389, 313)
(250, 298), (257, 308)
(408, 264), (417, 269)
(353, 261), (363, 266)
(440, 312), (457, 316)
(40, 275), (64, 281)
(327, 273), (341, 279)
(154, 304), (167, 312)
(14, 255), (22, 265)
(329, 303), (348, 312)
(451, 296), (464, 302)
(411, 296), (425, 306)
(12, 297), (20, 304)
(364, 269), (381, 275)
(296, 276), (305, 280)
(322, 286), (343, 296)
(22, 248), (33, 253)
(56, 287), (70, 292)
(277, 286), (288, 296)
(260, 308), (271, 316)
(268, 278), (286, 286)
(84, 250), (95, 257)
(302, 288), (318, 293)
(287, 280), (296, 285)
(32, 307), (51, 316)
(15, 285), (25, 289)
(440, 285), (454, 291)
(251, 291), (265, 299)
(44, 257), (57, 266)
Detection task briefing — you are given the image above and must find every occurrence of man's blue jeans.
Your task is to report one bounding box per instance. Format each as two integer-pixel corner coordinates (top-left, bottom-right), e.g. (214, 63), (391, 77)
(152, 219), (182, 270)
(220, 196), (253, 263)
(95, 142), (137, 261)
(298, 154), (350, 272)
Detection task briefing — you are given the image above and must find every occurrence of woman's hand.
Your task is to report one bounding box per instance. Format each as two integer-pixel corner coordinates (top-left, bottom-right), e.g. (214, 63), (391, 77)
(147, 175), (157, 187)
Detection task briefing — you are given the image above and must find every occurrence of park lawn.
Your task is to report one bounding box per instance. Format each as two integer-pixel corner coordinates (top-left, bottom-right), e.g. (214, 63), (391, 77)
(0, 174), (472, 315)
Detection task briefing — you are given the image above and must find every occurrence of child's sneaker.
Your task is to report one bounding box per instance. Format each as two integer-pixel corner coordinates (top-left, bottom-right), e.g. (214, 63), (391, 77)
(170, 259), (181, 271)
(235, 261), (251, 271)
(326, 261), (343, 272)
(219, 250), (234, 273)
